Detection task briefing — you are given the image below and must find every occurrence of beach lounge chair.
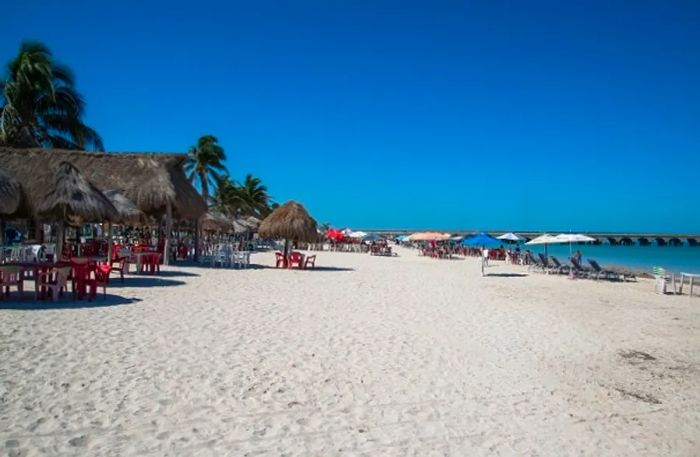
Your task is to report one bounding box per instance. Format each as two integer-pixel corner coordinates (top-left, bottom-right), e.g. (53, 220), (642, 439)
(275, 252), (287, 268)
(653, 267), (676, 294)
(35, 266), (71, 301)
(304, 255), (316, 269)
(569, 257), (591, 278)
(0, 265), (24, 299)
(587, 259), (621, 281)
(527, 252), (545, 272)
(538, 253), (555, 273)
(549, 256), (570, 274)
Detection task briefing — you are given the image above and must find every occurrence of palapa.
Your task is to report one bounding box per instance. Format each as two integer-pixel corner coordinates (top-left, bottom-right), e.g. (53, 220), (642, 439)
(38, 162), (119, 259)
(258, 201), (318, 254)
(103, 189), (145, 224)
(0, 147), (205, 220)
(0, 167), (21, 216)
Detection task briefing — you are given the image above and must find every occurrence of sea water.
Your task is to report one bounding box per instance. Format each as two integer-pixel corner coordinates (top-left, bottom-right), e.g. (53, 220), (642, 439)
(526, 244), (700, 275)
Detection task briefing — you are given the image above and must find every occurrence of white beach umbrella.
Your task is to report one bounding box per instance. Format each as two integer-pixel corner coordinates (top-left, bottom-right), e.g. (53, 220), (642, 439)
(349, 231), (368, 239)
(525, 233), (561, 258)
(497, 232), (525, 242)
(525, 234), (559, 245)
(553, 234), (596, 243)
(554, 233), (597, 255)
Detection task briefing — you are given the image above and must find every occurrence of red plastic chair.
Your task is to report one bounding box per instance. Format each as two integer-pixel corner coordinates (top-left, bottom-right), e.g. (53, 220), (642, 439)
(70, 259), (94, 300)
(275, 252), (287, 268)
(88, 265), (112, 299)
(288, 252), (304, 269)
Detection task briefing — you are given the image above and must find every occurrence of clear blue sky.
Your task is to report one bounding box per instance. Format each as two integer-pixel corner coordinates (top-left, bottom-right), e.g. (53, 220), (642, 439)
(3, 1), (699, 232)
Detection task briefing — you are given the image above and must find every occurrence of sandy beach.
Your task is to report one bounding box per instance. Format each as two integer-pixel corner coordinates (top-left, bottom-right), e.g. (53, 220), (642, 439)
(1, 246), (698, 456)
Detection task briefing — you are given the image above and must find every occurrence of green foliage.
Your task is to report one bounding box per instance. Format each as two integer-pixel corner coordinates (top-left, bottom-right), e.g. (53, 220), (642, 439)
(0, 41), (103, 150)
(184, 135), (227, 206)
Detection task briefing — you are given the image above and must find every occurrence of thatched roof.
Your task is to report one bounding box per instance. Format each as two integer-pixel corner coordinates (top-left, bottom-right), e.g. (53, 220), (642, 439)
(38, 162), (119, 222)
(201, 211), (231, 232)
(0, 147), (206, 219)
(0, 168), (21, 215)
(103, 189), (145, 224)
(258, 201), (318, 242)
(243, 215), (261, 230)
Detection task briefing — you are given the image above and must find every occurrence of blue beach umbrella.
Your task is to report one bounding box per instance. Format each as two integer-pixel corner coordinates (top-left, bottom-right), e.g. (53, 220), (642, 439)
(462, 232), (502, 247)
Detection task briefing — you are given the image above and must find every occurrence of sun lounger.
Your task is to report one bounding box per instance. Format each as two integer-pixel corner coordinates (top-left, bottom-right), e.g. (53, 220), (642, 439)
(587, 259), (621, 281)
(569, 257), (591, 278)
(527, 252), (546, 272)
(549, 256), (570, 274)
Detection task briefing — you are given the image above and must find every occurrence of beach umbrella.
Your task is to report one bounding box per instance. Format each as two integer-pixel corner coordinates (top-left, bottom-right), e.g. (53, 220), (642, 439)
(0, 167), (20, 216)
(554, 233), (597, 255)
(462, 232), (502, 247)
(103, 190), (144, 224)
(38, 162), (118, 260)
(408, 232), (451, 241)
(243, 215), (261, 230)
(349, 230), (368, 239)
(201, 211), (232, 232)
(103, 189), (146, 261)
(553, 233), (596, 243)
(258, 201), (318, 256)
(497, 232), (525, 242)
(525, 233), (561, 258)
(326, 228), (345, 241)
(230, 217), (251, 235)
(449, 235), (465, 241)
(0, 168), (21, 246)
(363, 233), (384, 242)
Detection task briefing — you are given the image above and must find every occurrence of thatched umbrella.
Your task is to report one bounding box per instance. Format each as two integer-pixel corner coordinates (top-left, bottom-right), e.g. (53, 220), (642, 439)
(201, 211), (231, 232)
(231, 217), (251, 235)
(0, 168), (21, 245)
(258, 201), (318, 255)
(103, 189), (145, 261)
(243, 215), (261, 231)
(38, 162), (118, 260)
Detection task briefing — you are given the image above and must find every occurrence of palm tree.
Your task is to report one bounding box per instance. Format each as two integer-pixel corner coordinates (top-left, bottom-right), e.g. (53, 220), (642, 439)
(210, 175), (245, 215)
(236, 174), (270, 217)
(184, 135), (227, 207)
(0, 41), (103, 150)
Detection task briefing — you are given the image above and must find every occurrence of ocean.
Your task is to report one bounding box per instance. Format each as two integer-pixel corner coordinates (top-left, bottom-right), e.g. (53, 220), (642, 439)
(525, 243), (700, 275)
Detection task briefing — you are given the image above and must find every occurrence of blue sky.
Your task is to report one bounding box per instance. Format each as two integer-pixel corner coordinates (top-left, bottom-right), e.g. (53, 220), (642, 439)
(3, 1), (699, 232)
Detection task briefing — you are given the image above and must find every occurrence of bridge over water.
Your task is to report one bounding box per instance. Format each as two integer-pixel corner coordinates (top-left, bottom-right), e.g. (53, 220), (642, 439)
(355, 230), (700, 247)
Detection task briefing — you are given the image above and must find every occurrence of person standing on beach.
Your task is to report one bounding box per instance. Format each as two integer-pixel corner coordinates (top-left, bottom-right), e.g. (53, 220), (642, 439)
(481, 247), (489, 276)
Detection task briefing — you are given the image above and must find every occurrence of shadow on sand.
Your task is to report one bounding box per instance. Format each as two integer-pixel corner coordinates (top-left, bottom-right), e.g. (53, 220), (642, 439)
(109, 277), (186, 288)
(0, 294), (142, 310)
(485, 273), (528, 278)
(172, 261), (354, 272)
(143, 270), (199, 278)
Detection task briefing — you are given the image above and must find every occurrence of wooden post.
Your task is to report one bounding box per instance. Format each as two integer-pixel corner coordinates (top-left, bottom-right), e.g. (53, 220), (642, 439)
(164, 200), (173, 266)
(56, 221), (65, 261)
(194, 218), (200, 262)
(107, 222), (113, 263)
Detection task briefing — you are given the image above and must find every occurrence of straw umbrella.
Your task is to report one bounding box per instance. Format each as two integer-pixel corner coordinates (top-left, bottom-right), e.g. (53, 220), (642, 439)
(103, 189), (145, 261)
(258, 201), (318, 256)
(38, 162), (118, 260)
(201, 211), (231, 232)
(0, 168), (21, 246)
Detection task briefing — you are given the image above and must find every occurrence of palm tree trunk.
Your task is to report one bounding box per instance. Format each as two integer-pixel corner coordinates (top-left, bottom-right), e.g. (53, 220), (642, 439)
(200, 171), (209, 208)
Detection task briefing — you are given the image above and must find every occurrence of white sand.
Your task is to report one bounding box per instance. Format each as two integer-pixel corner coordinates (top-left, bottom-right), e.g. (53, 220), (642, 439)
(1, 246), (699, 456)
